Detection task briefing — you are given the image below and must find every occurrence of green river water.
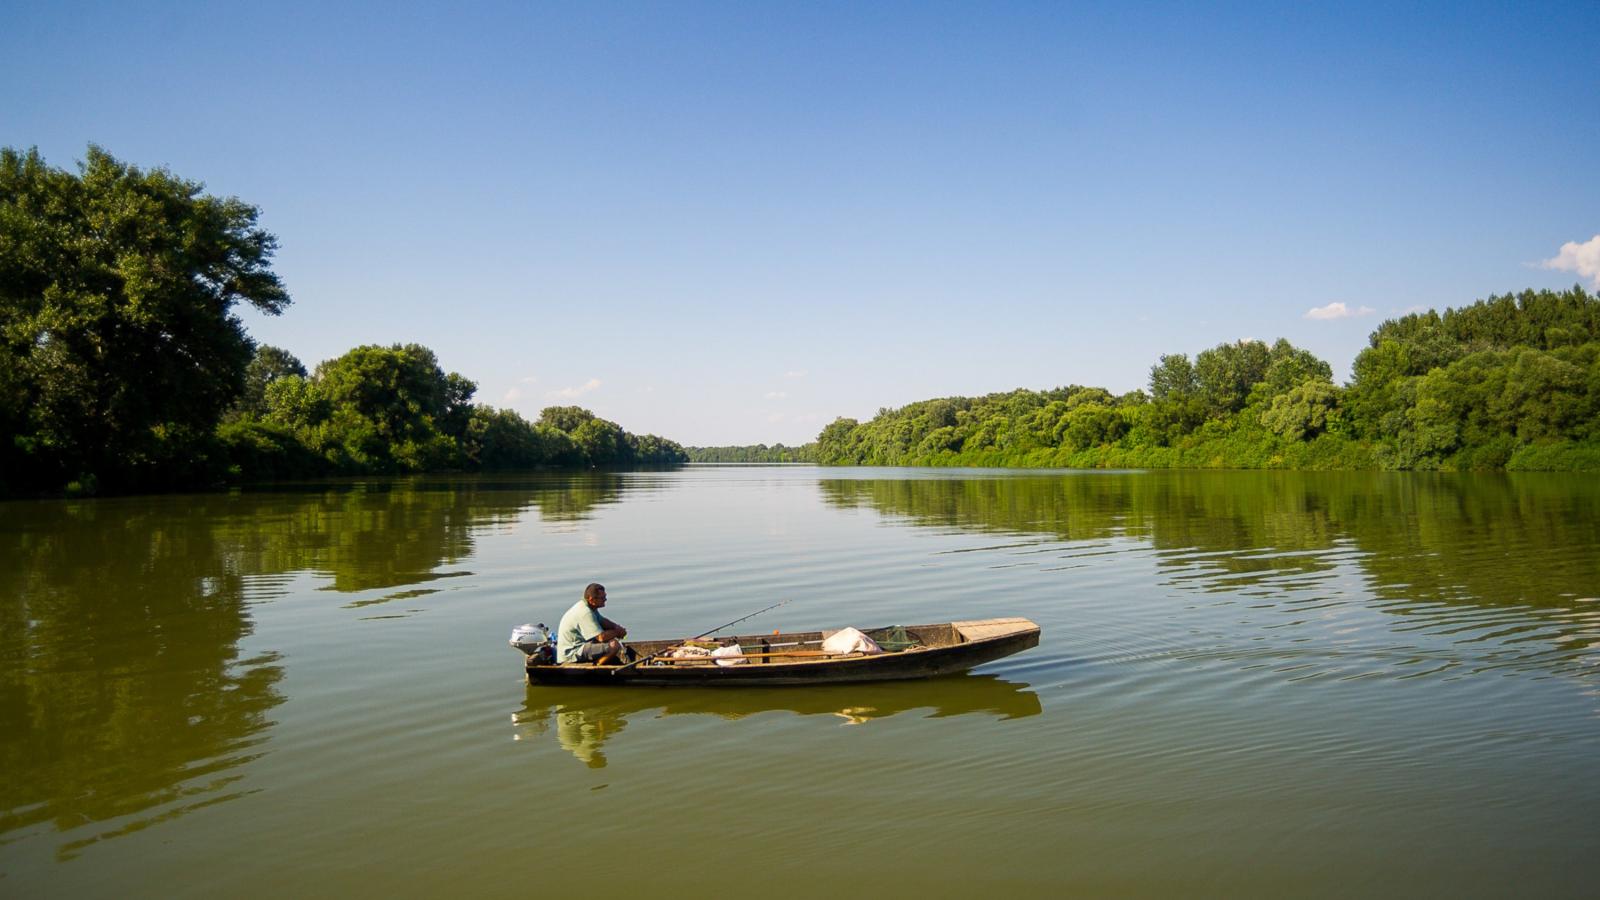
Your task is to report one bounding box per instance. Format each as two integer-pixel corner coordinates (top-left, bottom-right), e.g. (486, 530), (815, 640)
(2, 467), (1598, 897)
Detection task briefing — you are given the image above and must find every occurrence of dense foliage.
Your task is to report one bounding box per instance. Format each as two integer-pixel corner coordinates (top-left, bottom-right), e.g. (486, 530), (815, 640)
(814, 287), (1600, 471)
(1345, 287), (1600, 470)
(8, 147), (1593, 489)
(1, 146), (289, 493)
(218, 343), (688, 481)
(685, 443), (817, 463)
(0, 147), (685, 496)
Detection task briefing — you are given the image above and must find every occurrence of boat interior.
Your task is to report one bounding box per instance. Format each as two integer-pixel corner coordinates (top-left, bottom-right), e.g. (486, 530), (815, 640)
(531, 617), (1037, 668)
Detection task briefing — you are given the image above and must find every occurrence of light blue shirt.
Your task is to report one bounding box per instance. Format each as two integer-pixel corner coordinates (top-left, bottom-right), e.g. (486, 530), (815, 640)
(556, 599), (605, 663)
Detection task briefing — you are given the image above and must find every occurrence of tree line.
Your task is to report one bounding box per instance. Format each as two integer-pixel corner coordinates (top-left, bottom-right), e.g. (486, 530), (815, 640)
(684, 443), (817, 463)
(8, 145), (1595, 490)
(221, 343), (687, 484)
(813, 286), (1600, 471)
(0, 146), (684, 496)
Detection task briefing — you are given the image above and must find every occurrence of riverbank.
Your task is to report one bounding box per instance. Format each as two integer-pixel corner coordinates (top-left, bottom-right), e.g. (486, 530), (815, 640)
(849, 434), (1600, 472)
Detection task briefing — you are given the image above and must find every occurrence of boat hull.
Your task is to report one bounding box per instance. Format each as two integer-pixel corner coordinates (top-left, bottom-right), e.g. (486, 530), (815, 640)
(525, 618), (1041, 687)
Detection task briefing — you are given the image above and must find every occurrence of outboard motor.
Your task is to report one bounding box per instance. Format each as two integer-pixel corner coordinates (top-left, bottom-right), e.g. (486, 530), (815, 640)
(511, 623), (555, 665)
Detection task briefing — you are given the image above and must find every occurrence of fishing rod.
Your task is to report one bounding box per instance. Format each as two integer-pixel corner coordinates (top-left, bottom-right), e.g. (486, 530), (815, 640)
(610, 598), (792, 674)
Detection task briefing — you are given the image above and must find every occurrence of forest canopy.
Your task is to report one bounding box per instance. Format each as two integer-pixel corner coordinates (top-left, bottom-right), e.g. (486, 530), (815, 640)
(222, 343), (687, 484)
(1, 146), (287, 493)
(811, 286), (1600, 472)
(0, 147), (685, 496)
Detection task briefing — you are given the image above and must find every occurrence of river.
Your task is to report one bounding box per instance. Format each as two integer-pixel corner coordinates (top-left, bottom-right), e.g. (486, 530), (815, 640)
(2, 467), (1597, 897)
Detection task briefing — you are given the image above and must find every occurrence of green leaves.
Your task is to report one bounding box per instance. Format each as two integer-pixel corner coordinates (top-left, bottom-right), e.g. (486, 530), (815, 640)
(804, 299), (1600, 472)
(1260, 381), (1341, 442)
(231, 345), (307, 420)
(0, 146), (688, 494)
(1194, 340), (1272, 417)
(1348, 288), (1600, 469)
(241, 356), (686, 475)
(1148, 354), (1198, 401)
(1, 146), (289, 492)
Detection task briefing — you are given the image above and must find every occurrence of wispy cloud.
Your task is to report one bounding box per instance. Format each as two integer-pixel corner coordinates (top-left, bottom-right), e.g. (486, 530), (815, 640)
(1540, 235), (1600, 288)
(1305, 301), (1376, 320)
(503, 387), (523, 403)
(764, 391), (787, 399)
(548, 378), (602, 399)
(519, 375), (539, 384)
(783, 370), (807, 379)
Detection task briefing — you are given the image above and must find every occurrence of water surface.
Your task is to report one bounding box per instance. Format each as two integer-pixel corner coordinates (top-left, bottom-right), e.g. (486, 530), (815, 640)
(3, 468), (1597, 897)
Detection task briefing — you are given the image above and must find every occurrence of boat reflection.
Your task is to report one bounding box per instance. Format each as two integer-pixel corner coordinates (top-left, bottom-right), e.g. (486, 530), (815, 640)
(512, 674), (1042, 768)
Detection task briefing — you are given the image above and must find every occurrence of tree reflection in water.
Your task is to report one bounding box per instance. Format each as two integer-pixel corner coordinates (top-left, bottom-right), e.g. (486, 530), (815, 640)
(0, 497), (286, 860)
(821, 471), (1600, 614)
(0, 473), (625, 856)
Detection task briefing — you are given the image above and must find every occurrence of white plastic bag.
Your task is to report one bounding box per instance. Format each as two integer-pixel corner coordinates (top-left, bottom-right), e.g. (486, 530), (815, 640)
(821, 627), (882, 656)
(711, 644), (747, 666)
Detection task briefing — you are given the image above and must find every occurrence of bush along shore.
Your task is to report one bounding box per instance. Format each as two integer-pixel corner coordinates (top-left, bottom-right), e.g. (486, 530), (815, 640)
(811, 286), (1600, 472)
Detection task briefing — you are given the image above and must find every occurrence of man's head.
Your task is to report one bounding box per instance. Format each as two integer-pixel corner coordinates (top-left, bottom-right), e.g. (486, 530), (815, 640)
(584, 582), (607, 608)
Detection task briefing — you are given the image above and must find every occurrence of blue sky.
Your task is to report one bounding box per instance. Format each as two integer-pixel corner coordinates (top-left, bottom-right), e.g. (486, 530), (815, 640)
(5, 1), (1598, 445)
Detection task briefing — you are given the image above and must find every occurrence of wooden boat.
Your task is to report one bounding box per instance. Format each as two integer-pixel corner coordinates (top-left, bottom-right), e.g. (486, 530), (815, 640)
(524, 617), (1041, 686)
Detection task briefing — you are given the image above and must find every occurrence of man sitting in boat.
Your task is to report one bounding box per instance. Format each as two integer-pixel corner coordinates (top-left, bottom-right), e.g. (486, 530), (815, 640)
(556, 583), (630, 664)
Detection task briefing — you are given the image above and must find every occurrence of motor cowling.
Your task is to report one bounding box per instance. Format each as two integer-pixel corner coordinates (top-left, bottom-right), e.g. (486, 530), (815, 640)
(510, 623), (555, 664)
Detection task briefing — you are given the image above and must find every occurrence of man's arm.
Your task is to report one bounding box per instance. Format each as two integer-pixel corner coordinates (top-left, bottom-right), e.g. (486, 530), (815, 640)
(599, 616), (627, 640)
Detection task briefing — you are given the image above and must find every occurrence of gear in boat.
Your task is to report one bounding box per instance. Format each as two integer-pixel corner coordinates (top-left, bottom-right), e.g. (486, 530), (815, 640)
(512, 618), (1041, 686)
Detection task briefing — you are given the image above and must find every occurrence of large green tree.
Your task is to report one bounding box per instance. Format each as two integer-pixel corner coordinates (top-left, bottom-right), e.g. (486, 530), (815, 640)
(0, 146), (288, 492)
(230, 344), (307, 420)
(537, 405), (598, 433)
(1194, 339), (1272, 416)
(1148, 353), (1198, 401)
(280, 343), (477, 472)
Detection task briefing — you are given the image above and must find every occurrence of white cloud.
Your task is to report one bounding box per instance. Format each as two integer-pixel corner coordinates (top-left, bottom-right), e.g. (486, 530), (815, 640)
(1304, 301), (1376, 320)
(503, 387), (523, 403)
(548, 378), (602, 399)
(1540, 235), (1600, 288)
(783, 370), (808, 378)
(519, 375), (539, 384)
(764, 391), (788, 399)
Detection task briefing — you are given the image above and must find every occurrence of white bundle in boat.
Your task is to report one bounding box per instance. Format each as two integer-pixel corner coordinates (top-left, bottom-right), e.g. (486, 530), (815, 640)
(711, 644), (747, 666)
(822, 627), (882, 656)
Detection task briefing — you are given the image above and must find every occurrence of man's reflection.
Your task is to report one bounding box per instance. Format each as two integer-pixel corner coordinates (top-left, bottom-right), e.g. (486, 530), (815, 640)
(556, 704), (627, 768)
(512, 701), (628, 768)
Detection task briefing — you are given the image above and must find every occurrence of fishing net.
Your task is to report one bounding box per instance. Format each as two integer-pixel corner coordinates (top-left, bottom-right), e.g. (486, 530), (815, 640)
(873, 626), (922, 652)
